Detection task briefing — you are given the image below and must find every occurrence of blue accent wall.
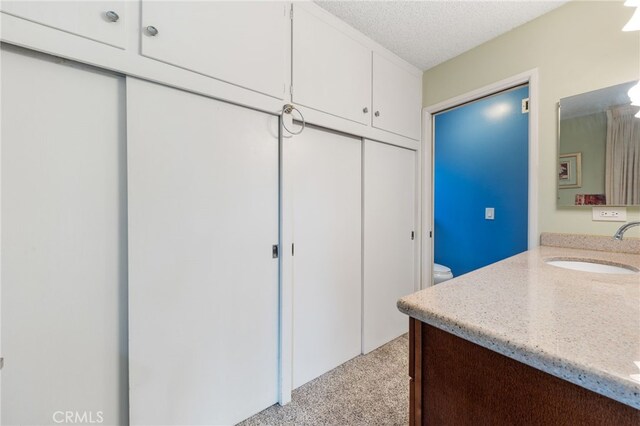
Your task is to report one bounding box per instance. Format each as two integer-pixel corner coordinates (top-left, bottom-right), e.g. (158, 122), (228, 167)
(434, 86), (529, 277)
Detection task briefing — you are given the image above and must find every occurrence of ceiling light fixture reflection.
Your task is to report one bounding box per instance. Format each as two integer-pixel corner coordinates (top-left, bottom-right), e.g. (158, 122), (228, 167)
(630, 361), (640, 383)
(484, 102), (512, 120)
(628, 82), (640, 106)
(623, 7), (640, 31)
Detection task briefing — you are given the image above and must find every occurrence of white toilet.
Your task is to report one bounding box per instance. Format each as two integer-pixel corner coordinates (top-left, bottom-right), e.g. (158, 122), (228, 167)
(433, 263), (453, 284)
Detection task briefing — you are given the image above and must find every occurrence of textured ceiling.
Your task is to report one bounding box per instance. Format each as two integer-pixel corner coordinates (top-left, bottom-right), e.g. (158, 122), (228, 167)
(561, 81), (636, 119)
(315, 0), (569, 70)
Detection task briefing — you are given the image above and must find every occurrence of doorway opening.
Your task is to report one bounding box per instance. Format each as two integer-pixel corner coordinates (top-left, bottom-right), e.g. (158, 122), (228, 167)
(434, 84), (529, 278)
(421, 70), (539, 287)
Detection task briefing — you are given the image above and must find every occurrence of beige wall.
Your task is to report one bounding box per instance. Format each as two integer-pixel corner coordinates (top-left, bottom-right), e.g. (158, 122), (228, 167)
(423, 0), (639, 237)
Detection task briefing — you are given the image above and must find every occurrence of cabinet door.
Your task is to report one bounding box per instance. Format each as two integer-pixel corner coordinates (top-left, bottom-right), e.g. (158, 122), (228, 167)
(1, 46), (127, 425)
(292, 5), (371, 124)
(127, 78), (279, 425)
(0, 1), (126, 48)
(363, 140), (416, 354)
(140, 1), (287, 99)
(290, 126), (362, 389)
(372, 53), (422, 140)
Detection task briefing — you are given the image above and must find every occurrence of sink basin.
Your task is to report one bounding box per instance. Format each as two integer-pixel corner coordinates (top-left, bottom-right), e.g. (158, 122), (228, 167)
(545, 258), (638, 274)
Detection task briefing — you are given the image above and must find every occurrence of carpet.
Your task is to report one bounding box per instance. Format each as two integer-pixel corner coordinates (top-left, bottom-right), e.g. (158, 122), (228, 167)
(239, 334), (409, 426)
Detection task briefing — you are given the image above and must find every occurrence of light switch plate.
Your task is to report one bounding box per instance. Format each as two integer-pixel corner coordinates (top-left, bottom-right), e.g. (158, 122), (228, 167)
(592, 207), (627, 222)
(485, 207), (495, 220)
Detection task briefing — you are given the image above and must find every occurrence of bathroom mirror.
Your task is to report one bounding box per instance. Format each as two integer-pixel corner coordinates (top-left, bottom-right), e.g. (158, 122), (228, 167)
(557, 81), (639, 206)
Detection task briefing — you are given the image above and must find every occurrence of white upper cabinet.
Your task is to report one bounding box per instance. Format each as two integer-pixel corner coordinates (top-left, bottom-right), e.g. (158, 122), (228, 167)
(1, 1), (422, 145)
(140, 1), (287, 99)
(372, 52), (422, 140)
(292, 5), (371, 125)
(0, 0), (127, 48)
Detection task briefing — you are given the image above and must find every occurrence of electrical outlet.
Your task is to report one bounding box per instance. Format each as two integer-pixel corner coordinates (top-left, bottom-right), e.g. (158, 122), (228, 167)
(592, 207), (627, 222)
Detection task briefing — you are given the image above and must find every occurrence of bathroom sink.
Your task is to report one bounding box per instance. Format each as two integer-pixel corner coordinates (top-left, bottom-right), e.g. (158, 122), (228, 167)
(545, 258), (638, 274)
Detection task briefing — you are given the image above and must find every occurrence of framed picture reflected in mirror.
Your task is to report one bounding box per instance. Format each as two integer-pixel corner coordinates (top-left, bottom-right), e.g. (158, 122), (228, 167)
(558, 152), (582, 189)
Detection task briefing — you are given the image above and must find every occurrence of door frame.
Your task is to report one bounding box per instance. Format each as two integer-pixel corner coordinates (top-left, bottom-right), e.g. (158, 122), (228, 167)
(421, 69), (540, 289)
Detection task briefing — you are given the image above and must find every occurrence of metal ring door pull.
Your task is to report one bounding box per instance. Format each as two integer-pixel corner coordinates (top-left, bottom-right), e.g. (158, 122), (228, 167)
(281, 104), (305, 136)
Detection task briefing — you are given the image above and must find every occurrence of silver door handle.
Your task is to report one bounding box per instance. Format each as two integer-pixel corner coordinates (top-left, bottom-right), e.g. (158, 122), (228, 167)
(105, 11), (119, 22)
(146, 26), (159, 36)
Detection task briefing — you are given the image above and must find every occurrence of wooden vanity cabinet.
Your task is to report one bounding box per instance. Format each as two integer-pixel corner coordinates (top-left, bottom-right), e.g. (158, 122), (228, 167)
(408, 318), (639, 426)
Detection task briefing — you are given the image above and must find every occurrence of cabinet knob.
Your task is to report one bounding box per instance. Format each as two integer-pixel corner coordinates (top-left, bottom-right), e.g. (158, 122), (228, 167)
(374, 111), (380, 117)
(363, 107), (369, 113)
(146, 26), (159, 36)
(105, 11), (119, 22)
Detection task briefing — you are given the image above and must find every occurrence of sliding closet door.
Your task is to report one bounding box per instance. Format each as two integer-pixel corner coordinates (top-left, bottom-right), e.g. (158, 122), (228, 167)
(290, 126), (362, 389)
(363, 140), (416, 354)
(127, 78), (279, 425)
(1, 46), (127, 425)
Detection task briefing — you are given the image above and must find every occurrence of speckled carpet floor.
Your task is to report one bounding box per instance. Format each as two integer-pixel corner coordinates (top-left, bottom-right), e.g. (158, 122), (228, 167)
(239, 334), (409, 426)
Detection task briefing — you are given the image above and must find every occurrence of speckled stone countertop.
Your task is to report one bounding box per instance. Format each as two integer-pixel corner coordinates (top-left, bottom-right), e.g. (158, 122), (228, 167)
(397, 245), (640, 409)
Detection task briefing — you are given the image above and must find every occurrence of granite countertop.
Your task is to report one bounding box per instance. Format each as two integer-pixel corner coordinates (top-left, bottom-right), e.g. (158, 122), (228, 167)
(397, 245), (640, 409)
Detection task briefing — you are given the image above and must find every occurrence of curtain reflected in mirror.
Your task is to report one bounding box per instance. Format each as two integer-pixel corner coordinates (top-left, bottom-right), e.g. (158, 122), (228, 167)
(558, 81), (640, 206)
(606, 105), (639, 205)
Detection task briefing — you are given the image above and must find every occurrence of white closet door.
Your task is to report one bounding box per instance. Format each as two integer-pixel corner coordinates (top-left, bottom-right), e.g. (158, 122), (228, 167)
(127, 78), (279, 425)
(290, 126), (362, 389)
(1, 46), (127, 425)
(363, 140), (416, 354)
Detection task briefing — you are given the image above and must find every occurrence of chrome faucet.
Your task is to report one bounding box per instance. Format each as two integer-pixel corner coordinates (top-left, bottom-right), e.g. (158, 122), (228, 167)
(613, 221), (640, 240)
